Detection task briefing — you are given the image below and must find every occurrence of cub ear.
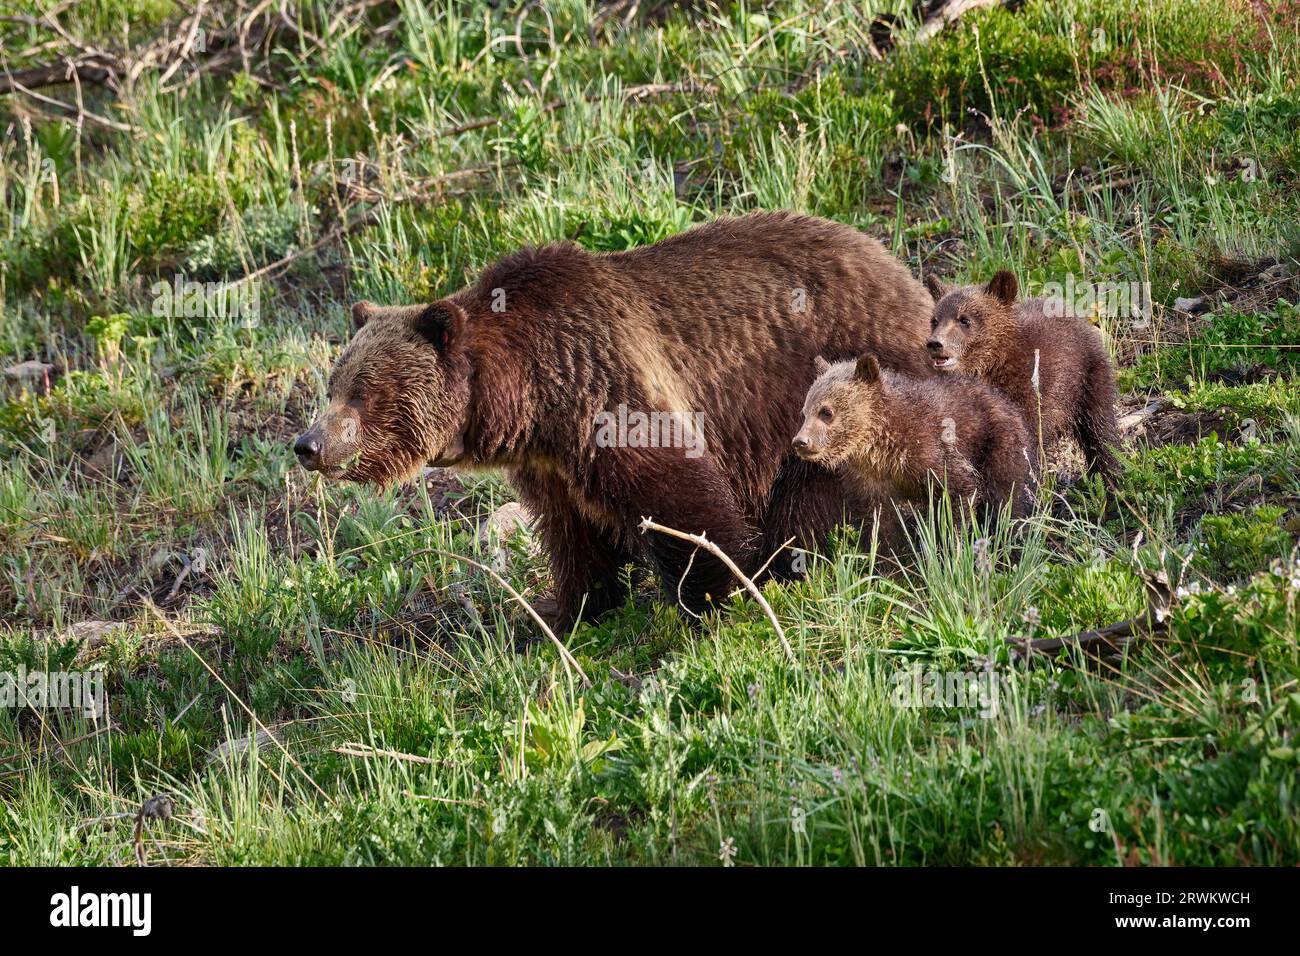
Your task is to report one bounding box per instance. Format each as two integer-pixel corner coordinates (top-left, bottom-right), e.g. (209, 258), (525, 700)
(854, 353), (881, 384)
(985, 270), (1018, 305)
(352, 301), (378, 330)
(411, 300), (467, 354)
(924, 274), (950, 302)
(813, 355), (831, 376)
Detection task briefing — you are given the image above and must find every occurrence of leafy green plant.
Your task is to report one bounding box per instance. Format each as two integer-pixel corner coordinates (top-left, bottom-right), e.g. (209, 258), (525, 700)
(517, 691), (622, 777)
(1195, 505), (1294, 580)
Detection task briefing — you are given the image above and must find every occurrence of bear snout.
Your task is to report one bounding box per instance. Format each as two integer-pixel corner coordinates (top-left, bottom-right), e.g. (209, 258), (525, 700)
(294, 432), (323, 470)
(791, 434), (818, 458)
(927, 340), (958, 370)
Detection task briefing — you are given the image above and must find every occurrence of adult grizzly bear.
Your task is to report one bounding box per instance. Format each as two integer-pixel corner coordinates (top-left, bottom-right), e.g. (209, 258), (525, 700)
(295, 212), (933, 629)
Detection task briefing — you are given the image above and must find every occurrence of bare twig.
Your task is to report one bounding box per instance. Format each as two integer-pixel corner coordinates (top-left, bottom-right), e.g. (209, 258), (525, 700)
(144, 601), (331, 801)
(407, 547), (591, 687)
(334, 743), (438, 764)
(638, 517), (796, 664)
(155, 0), (209, 87)
(435, 82), (716, 138)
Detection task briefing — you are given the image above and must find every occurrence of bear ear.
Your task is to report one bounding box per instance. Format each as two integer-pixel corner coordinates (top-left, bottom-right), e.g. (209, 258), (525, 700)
(411, 300), (467, 354)
(352, 301), (378, 330)
(985, 270), (1018, 305)
(813, 355), (831, 376)
(924, 274), (950, 303)
(854, 353), (881, 384)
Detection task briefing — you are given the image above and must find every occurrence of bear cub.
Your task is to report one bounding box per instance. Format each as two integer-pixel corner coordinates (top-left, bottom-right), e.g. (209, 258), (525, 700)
(792, 353), (1036, 528)
(925, 270), (1121, 482)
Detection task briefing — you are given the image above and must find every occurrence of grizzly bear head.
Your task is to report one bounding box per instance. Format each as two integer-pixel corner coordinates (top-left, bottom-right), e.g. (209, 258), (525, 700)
(294, 300), (471, 485)
(925, 270), (1017, 372)
(791, 353), (889, 467)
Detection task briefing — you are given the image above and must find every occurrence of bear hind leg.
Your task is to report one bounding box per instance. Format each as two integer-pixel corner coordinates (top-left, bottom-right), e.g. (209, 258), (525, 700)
(758, 455), (848, 581)
(611, 451), (758, 619)
(515, 474), (634, 632)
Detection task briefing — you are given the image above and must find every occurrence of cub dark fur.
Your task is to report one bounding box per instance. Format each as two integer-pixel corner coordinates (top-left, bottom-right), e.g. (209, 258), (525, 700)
(925, 270), (1121, 482)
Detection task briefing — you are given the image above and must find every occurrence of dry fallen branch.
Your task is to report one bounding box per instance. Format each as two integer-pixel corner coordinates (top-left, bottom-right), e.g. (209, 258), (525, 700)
(1008, 562), (1176, 662)
(638, 517), (796, 664)
(1005, 615), (1158, 661)
(1, 0), (297, 105)
(915, 0), (1005, 41)
(406, 546), (591, 687)
(334, 743), (438, 764)
(863, 0), (1011, 57)
(435, 82), (717, 138)
(0, 58), (117, 95)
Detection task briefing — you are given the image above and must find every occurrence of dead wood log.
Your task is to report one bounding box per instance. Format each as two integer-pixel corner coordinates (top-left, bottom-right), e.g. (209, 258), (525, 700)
(0, 59), (116, 95)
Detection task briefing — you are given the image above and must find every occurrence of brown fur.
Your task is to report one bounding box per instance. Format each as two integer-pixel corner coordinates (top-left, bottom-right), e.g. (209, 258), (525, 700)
(793, 354), (1037, 533)
(296, 212), (934, 628)
(925, 271), (1121, 481)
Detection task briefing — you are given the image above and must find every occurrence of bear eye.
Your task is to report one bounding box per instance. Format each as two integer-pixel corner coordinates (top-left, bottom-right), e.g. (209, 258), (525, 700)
(930, 316), (938, 329)
(959, 315), (970, 327)
(818, 406), (834, 423)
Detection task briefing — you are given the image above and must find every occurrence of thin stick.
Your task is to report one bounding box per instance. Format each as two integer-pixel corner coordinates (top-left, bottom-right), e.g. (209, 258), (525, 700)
(410, 548), (590, 687)
(144, 602), (330, 801)
(638, 517), (796, 664)
(335, 743), (438, 764)
(741, 535), (798, 596)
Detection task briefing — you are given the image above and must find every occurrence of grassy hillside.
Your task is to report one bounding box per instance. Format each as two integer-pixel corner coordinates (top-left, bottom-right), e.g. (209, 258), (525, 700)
(1, 0), (1298, 865)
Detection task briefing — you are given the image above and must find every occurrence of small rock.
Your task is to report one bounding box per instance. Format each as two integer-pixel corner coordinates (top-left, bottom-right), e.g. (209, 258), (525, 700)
(205, 728), (283, 767)
(478, 501), (533, 547)
(1118, 398), (1166, 433)
(64, 620), (127, 649)
(3, 360), (58, 395)
(479, 502), (535, 572)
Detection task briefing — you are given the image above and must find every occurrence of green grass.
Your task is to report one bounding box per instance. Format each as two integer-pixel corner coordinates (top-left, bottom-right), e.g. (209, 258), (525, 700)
(1, 0), (1298, 866)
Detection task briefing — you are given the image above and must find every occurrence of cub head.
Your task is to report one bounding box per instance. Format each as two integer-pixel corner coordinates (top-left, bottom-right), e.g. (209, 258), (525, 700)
(925, 270), (1017, 372)
(791, 353), (886, 467)
(293, 300), (471, 485)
